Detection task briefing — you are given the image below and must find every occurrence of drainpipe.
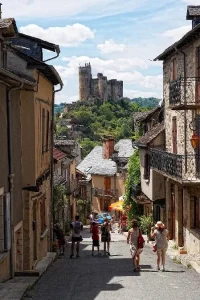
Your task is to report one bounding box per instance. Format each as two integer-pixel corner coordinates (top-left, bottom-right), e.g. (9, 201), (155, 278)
(43, 47), (60, 63)
(50, 83), (63, 250)
(7, 82), (24, 278)
(174, 46), (187, 172)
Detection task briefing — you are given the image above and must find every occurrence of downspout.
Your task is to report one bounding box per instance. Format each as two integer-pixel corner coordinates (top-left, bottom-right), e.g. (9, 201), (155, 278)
(174, 46), (187, 172)
(50, 83), (63, 250)
(43, 47), (60, 63)
(7, 82), (24, 278)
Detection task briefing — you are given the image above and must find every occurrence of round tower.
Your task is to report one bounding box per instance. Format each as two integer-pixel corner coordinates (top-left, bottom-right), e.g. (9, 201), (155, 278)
(79, 63), (92, 101)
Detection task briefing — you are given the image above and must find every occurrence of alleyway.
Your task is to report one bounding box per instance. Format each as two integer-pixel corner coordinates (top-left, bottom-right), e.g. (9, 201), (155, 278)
(23, 228), (200, 300)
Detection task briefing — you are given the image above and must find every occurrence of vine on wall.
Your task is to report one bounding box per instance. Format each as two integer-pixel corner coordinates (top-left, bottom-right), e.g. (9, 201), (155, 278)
(123, 149), (143, 227)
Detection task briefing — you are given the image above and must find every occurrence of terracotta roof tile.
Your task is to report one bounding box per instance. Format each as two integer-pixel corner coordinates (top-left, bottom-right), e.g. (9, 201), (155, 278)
(53, 147), (67, 161)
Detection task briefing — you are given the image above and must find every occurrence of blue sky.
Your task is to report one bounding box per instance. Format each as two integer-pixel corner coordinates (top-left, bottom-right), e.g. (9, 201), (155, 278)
(2, 0), (198, 103)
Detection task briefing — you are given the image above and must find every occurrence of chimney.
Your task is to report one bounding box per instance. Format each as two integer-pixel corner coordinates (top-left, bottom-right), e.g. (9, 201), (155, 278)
(102, 137), (115, 159)
(186, 5), (200, 29)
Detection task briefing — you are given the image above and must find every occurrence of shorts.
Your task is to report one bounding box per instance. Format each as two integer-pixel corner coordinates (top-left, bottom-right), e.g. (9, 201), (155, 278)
(58, 239), (65, 247)
(72, 236), (82, 242)
(93, 240), (99, 247)
(157, 248), (167, 254)
(130, 244), (143, 258)
(101, 235), (111, 243)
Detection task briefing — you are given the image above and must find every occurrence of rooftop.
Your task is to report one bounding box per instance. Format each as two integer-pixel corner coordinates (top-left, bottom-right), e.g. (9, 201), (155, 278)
(53, 147), (67, 161)
(154, 23), (200, 60)
(114, 139), (134, 158)
(0, 18), (18, 36)
(133, 107), (160, 123)
(54, 140), (76, 146)
(53, 174), (66, 186)
(76, 146), (117, 176)
(134, 122), (164, 148)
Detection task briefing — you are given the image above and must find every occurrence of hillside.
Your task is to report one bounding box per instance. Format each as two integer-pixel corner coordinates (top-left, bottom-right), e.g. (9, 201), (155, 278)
(131, 97), (161, 109)
(55, 98), (159, 157)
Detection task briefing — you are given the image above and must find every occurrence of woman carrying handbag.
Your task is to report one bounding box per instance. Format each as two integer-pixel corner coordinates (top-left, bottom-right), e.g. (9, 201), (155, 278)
(127, 219), (145, 272)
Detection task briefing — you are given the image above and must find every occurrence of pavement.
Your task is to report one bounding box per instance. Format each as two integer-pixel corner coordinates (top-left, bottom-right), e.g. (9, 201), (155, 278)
(0, 252), (57, 300)
(21, 226), (200, 300)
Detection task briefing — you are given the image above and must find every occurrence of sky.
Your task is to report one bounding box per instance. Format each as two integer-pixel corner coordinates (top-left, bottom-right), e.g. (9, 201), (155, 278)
(1, 0), (198, 104)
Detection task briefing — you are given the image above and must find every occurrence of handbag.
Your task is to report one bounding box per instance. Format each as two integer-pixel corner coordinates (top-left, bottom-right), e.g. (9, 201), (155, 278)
(138, 233), (145, 249)
(152, 244), (157, 252)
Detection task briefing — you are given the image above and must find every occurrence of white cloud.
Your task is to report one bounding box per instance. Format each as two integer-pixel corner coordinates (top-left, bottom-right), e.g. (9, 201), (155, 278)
(183, 0), (200, 4)
(55, 93), (79, 104)
(2, 0), (148, 19)
(97, 39), (126, 54)
(124, 89), (162, 99)
(20, 24), (95, 47)
(57, 55), (162, 90)
(163, 25), (191, 42)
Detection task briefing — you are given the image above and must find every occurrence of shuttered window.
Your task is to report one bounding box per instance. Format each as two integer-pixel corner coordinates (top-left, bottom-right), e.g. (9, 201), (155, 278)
(171, 58), (177, 81)
(196, 47), (200, 103)
(40, 196), (46, 234)
(144, 154), (150, 180)
(195, 115), (200, 175)
(172, 117), (177, 154)
(104, 177), (111, 194)
(42, 108), (45, 153)
(41, 109), (50, 153)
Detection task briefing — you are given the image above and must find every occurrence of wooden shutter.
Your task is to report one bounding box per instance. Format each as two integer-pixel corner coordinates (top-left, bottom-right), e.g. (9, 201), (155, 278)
(104, 177), (111, 194)
(42, 108), (45, 153)
(196, 47), (200, 103)
(195, 115), (200, 175)
(172, 117), (177, 154)
(170, 58), (177, 81)
(46, 110), (49, 151)
(143, 154), (150, 180)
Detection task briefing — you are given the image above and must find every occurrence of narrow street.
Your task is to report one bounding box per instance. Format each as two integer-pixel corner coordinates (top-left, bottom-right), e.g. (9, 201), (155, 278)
(23, 228), (200, 300)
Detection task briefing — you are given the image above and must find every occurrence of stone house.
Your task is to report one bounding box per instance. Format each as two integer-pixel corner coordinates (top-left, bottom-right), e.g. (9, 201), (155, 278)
(133, 107), (166, 220)
(76, 138), (133, 214)
(151, 5), (200, 253)
(0, 18), (63, 281)
(54, 140), (81, 219)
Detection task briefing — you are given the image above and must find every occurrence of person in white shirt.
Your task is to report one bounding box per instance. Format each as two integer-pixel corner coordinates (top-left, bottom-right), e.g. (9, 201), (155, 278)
(70, 215), (83, 258)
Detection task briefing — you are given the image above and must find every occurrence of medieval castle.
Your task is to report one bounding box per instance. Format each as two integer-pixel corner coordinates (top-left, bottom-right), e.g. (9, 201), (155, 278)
(79, 63), (123, 102)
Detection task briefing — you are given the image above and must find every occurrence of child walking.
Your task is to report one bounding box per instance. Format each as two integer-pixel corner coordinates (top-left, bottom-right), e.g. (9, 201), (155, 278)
(91, 222), (100, 255)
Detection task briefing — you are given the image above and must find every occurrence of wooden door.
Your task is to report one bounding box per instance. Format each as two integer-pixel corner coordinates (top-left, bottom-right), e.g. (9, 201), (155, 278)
(171, 184), (175, 240)
(33, 202), (37, 261)
(104, 177), (111, 195)
(172, 117), (177, 154)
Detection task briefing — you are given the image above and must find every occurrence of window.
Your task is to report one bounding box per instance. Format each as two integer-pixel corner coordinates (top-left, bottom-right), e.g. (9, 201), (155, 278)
(172, 117), (177, 154)
(40, 196), (46, 234)
(41, 109), (50, 153)
(104, 177), (111, 194)
(171, 58), (177, 81)
(194, 196), (200, 230)
(0, 193), (11, 252)
(196, 47), (200, 103)
(143, 154), (150, 180)
(0, 194), (4, 252)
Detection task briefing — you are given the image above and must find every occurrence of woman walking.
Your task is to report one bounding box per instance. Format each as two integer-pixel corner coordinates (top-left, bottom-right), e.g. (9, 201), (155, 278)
(101, 218), (111, 256)
(151, 221), (169, 271)
(127, 219), (144, 272)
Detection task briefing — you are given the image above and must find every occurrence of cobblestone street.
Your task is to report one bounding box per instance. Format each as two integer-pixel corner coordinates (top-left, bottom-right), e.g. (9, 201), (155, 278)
(22, 228), (200, 300)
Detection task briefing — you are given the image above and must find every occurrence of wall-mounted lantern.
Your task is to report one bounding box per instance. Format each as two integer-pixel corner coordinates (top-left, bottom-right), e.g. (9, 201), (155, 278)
(190, 133), (200, 149)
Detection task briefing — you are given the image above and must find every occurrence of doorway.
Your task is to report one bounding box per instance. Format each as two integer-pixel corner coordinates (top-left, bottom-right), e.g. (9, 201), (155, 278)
(171, 184), (175, 240)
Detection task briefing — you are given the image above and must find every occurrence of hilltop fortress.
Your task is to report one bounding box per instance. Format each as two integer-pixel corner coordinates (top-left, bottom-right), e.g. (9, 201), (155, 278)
(79, 63), (123, 102)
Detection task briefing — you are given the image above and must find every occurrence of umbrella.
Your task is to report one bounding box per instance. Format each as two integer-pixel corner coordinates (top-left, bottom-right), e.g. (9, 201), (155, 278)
(109, 200), (124, 211)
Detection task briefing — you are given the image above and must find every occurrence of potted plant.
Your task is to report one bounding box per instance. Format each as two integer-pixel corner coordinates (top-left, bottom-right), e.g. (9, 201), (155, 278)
(139, 214), (154, 242)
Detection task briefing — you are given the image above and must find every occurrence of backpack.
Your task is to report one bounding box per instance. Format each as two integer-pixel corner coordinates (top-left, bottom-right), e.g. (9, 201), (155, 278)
(74, 221), (81, 234)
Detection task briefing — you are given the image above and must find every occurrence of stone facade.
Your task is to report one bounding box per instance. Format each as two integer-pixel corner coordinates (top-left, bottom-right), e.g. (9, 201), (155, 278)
(79, 63), (123, 102)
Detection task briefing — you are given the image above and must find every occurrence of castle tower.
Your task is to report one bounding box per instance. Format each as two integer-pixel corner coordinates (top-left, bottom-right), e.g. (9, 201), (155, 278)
(79, 63), (92, 101)
(98, 73), (108, 102)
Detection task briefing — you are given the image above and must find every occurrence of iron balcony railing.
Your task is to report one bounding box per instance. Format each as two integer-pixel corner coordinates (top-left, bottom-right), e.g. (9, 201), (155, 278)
(169, 77), (200, 108)
(93, 188), (118, 197)
(150, 149), (200, 181)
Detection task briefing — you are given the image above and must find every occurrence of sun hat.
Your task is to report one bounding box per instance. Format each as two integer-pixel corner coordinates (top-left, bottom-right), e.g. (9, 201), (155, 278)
(155, 221), (164, 228)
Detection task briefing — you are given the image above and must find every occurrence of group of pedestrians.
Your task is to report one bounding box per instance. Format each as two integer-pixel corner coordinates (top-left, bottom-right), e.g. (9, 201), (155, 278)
(127, 219), (169, 272)
(54, 215), (169, 272)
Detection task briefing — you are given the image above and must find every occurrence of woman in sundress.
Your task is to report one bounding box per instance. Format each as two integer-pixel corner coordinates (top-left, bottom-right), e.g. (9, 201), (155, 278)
(127, 219), (143, 272)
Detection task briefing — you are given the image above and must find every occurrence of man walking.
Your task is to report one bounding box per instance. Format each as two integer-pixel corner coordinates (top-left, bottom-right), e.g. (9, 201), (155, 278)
(70, 215), (83, 258)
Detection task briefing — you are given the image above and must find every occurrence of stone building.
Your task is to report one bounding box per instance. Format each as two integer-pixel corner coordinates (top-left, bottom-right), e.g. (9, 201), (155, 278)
(76, 138), (133, 214)
(0, 18), (63, 281)
(79, 63), (123, 102)
(150, 5), (200, 254)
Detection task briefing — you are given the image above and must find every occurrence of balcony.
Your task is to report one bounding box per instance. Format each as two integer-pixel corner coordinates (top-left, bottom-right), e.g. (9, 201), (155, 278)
(93, 188), (118, 198)
(169, 77), (200, 110)
(150, 149), (200, 182)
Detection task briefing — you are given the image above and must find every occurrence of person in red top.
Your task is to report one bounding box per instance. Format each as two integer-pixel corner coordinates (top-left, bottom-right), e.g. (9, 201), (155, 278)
(91, 222), (100, 255)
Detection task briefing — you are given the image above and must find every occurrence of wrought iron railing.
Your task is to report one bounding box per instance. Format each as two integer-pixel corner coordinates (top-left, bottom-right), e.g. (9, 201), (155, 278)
(169, 77), (200, 107)
(93, 188), (118, 197)
(150, 149), (200, 181)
